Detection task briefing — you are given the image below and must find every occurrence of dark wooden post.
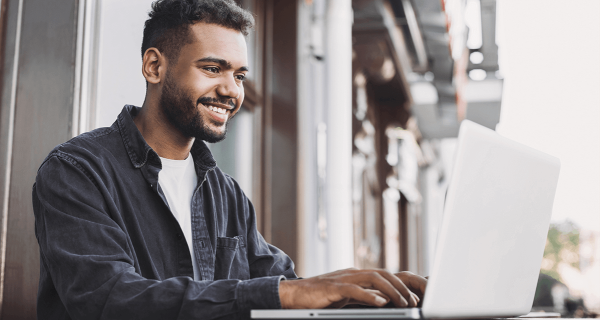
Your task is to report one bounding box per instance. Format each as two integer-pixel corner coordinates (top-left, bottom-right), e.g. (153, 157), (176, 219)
(0, 0), (79, 318)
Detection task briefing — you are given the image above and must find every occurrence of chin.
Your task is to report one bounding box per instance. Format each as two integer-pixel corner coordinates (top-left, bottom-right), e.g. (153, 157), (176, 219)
(197, 127), (228, 143)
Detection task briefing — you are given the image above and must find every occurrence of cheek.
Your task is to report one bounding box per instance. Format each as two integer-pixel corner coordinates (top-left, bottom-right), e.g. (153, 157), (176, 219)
(185, 71), (217, 96)
(238, 90), (244, 105)
(193, 82), (216, 98)
(235, 92), (244, 112)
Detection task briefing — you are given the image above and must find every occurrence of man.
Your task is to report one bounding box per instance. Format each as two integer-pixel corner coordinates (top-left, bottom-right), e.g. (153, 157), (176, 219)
(33, 0), (427, 319)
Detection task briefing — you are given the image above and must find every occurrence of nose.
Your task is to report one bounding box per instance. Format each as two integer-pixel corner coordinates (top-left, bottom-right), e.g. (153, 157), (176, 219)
(216, 73), (240, 100)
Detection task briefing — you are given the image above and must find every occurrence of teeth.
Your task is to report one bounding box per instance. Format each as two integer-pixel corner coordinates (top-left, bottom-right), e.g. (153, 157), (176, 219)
(208, 106), (227, 114)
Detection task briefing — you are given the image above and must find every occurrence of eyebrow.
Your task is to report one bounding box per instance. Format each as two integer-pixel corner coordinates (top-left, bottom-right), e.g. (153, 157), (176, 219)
(196, 56), (249, 72)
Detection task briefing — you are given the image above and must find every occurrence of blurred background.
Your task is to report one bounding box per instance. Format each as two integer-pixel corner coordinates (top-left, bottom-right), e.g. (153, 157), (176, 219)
(0, 0), (597, 318)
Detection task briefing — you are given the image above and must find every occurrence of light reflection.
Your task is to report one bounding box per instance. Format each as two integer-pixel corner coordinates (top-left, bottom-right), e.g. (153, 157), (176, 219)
(469, 69), (487, 81)
(470, 51), (484, 64)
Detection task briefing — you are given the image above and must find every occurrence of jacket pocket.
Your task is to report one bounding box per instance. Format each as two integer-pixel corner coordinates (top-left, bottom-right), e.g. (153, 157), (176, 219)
(214, 236), (250, 280)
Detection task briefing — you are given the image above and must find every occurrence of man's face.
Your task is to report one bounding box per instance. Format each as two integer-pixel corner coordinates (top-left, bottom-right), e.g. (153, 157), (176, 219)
(159, 22), (248, 143)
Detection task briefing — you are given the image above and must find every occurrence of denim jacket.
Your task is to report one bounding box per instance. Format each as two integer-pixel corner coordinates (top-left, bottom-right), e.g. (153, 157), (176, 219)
(33, 105), (297, 320)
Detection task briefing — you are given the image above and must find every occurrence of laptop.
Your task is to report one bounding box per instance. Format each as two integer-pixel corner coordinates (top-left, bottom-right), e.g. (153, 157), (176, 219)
(252, 120), (561, 319)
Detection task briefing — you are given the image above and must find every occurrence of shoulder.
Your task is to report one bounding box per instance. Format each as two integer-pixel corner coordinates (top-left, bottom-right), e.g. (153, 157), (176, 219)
(37, 125), (122, 179)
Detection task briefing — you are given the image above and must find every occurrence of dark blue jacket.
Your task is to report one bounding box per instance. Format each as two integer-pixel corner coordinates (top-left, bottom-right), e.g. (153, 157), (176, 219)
(33, 105), (297, 320)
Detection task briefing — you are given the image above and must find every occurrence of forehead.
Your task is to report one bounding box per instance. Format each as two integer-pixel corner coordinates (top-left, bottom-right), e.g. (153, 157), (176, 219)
(179, 22), (248, 66)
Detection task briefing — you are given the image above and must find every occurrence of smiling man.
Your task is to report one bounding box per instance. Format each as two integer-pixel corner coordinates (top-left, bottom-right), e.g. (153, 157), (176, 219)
(32, 1), (426, 319)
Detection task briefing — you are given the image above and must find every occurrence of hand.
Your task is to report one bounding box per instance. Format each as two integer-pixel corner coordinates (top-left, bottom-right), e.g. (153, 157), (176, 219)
(279, 268), (427, 309)
(394, 271), (427, 300)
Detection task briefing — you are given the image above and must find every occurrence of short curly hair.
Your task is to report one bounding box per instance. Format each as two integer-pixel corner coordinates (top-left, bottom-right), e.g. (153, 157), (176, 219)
(141, 0), (254, 62)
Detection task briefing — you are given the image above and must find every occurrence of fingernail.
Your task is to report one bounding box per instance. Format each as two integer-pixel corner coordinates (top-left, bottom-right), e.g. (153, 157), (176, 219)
(375, 296), (387, 306)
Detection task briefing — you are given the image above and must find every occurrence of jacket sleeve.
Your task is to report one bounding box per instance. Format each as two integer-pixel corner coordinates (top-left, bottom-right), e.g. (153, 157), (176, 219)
(33, 153), (283, 320)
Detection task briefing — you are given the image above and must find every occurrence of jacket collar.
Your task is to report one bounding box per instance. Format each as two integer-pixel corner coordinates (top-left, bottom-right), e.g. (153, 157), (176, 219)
(116, 105), (217, 170)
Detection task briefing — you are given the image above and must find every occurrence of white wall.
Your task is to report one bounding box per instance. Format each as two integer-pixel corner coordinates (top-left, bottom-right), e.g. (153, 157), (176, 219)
(496, 0), (600, 228)
(95, 0), (154, 128)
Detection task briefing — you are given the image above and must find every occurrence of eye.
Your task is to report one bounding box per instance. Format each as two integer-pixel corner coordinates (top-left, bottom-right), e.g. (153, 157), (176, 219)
(204, 66), (219, 73)
(235, 74), (247, 81)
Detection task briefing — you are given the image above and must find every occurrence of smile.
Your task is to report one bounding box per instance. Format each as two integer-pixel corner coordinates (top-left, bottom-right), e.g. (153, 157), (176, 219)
(207, 105), (228, 114)
(203, 103), (231, 124)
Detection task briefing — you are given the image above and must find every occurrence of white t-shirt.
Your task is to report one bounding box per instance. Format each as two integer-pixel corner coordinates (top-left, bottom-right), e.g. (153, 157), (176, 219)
(158, 154), (200, 280)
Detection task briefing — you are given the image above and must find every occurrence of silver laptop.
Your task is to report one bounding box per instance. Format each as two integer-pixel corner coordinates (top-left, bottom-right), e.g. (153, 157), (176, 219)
(252, 120), (561, 319)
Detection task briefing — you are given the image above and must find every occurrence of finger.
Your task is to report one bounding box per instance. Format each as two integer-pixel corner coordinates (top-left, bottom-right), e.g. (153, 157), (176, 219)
(410, 291), (420, 303)
(327, 298), (350, 309)
(346, 290), (388, 306)
(366, 289), (391, 304)
(339, 284), (390, 307)
(396, 272), (428, 298)
(353, 272), (409, 307)
(363, 289), (387, 299)
(374, 271), (418, 307)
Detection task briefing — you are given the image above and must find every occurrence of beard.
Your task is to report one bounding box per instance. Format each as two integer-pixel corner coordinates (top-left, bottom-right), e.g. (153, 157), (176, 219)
(159, 71), (235, 143)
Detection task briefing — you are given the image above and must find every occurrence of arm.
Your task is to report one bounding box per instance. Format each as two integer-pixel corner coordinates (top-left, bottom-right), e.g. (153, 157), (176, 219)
(33, 154), (281, 319)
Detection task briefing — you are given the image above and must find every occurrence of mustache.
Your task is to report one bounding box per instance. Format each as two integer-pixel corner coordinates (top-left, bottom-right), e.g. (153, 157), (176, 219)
(197, 96), (235, 108)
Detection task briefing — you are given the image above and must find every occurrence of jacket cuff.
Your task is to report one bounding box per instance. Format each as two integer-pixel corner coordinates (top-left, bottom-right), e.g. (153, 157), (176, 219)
(237, 275), (286, 312)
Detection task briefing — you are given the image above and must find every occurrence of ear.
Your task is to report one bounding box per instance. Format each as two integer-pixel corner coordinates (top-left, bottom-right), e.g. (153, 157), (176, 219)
(142, 48), (165, 85)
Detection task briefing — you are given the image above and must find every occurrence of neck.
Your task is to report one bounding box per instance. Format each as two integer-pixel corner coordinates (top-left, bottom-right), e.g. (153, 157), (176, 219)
(135, 99), (194, 161)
